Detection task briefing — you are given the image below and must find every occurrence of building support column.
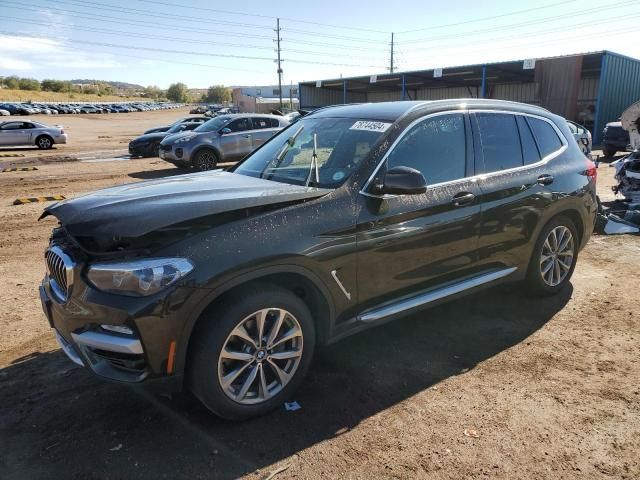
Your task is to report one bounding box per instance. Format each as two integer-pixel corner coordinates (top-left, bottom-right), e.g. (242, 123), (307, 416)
(343, 81), (347, 104)
(401, 74), (406, 100)
(481, 65), (487, 98)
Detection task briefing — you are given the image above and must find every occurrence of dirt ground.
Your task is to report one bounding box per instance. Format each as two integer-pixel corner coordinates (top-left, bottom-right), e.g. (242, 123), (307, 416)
(0, 112), (638, 480)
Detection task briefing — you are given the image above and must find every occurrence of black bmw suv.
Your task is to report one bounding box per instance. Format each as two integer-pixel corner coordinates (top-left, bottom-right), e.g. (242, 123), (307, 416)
(40, 100), (597, 419)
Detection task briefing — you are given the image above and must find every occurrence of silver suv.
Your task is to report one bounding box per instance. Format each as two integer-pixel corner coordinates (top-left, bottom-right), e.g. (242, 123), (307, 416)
(159, 114), (288, 170)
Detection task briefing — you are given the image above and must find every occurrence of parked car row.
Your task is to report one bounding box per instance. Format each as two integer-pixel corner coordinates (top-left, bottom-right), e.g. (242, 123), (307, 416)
(0, 102), (184, 116)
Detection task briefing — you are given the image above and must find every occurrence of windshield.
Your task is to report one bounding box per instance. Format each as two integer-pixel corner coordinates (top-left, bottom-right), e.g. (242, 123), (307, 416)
(234, 117), (388, 188)
(167, 122), (190, 133)
(195, 116), (231, 132)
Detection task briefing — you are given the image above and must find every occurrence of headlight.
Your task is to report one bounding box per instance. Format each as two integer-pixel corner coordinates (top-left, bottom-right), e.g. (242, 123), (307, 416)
(174, 135), (195, 144)
(87, 258), (194, 296)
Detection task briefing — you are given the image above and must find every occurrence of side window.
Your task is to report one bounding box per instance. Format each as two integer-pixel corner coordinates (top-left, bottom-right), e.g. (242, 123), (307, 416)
(528, 117), (563, 158)
(23, 122), (35, 129)
(251, 117), (270, 130)
(386, 114), (466, 185)
(0, 122), (22, 130)
(269, 118), (281, 128)
(516, 116), (541, 165)
(228, 118), (250, 132)
(476, 113), (523, 173)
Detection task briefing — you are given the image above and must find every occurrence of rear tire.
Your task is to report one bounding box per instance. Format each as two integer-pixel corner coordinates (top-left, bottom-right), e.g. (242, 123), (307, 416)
(603, 148), (616, 157)
(188, 285), (315, 420)
(525, 216), (578, 297)
(36, 135), (53, 150)
(193, 148), (218, 171)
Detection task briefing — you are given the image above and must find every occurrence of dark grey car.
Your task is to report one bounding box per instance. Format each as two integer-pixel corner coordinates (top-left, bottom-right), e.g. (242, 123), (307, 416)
(159, 114), (288, 170)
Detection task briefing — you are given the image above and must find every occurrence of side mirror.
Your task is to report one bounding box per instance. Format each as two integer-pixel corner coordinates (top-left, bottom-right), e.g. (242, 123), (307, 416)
(220, 127), (232, 135)
(376, 166), (426, 195)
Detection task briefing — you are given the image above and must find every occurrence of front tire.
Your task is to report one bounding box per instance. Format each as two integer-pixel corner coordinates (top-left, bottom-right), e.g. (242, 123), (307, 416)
(603, 148), (616, 157)
(525, 216), (578, 296)
(36, 135), (53, 150)
(188, 286), (315, 420)
(193, 148), (218, 171)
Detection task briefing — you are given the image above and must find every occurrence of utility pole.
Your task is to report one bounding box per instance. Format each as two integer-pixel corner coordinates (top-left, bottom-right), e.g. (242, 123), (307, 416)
(275, 18), (283, 110)
(390, 32), (395, 73)
(289, 80), (293, 110)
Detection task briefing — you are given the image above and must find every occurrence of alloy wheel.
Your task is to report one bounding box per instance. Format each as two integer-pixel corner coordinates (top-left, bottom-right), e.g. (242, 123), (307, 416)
(217, 308), (303, 405)
(539, 225), (574, 287)
(38, 137), (52, 149)
(195, 150), (217, 171)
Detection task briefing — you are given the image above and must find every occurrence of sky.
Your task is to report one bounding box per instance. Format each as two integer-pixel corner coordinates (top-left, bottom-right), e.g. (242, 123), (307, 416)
(1, 0), (639, 89)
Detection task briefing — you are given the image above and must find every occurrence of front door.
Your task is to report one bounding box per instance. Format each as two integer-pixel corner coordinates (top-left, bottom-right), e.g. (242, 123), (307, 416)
(0, 122), (30, 146)
(250, 117), (278, 149)
(356, 112), (482, 309)
(218, 117), (253, 161)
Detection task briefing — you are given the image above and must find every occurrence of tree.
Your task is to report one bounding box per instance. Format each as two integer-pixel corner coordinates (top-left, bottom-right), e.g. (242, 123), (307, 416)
(166, 82), (189, 103)
(2, 76), (20, 89)
(17, 78), (41, 91)
(202, 85), (231, 104)
(142, 85), (164, 99)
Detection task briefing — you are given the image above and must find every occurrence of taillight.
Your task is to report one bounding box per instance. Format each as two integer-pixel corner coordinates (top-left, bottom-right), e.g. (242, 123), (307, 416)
(585, 159), (597, 181)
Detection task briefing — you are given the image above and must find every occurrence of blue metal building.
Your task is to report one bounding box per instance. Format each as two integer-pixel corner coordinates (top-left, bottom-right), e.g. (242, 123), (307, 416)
(299, 51), (640, 146)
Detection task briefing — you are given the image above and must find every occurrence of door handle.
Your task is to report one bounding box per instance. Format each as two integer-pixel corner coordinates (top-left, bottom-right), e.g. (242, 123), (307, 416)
(243, 134), (251, 138)
(537, 174), (554, 186)
(452, 192), (475, 207)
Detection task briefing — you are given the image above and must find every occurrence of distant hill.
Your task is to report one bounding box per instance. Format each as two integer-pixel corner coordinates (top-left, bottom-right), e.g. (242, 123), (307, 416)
(70, 79), (144, 90)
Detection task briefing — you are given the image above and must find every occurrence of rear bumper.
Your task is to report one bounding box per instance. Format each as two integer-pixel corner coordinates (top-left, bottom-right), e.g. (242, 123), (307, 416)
(53, 134), (68, 145)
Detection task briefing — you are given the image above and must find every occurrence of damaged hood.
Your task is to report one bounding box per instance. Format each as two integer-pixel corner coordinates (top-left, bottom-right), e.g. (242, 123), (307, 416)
(42, 171), (330, 237)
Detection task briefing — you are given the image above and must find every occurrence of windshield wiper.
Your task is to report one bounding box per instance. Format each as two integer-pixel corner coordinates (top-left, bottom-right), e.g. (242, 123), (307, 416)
(276, 125), (304, 161)
(305, 133), (320, 187)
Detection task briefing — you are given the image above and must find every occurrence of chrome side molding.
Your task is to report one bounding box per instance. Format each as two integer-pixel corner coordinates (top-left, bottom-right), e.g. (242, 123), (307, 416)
(331, 269), (352, 301)
(358, 267), (517, 323)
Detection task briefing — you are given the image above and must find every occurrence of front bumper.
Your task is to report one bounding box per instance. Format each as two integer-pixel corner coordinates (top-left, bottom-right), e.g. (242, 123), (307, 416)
(39, 267), (194, 391)
(129, 142), (153, 157)
(159, 147), (190, 167)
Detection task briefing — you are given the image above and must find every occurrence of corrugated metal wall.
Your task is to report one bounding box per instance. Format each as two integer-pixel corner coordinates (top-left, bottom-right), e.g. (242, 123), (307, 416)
(299, 84), (366, 108)
(491, 83), (537, 102)
(594, 52), (640, 145)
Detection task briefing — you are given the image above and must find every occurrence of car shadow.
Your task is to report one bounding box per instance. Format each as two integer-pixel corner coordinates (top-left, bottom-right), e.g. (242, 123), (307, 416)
(0, 146), (57, 152)
(128, 168), (191, 180)
(1, 284), (572, 479)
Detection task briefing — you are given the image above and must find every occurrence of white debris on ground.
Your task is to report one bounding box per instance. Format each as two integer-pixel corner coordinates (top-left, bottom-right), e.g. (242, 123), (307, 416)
(612, 152), (640, 203)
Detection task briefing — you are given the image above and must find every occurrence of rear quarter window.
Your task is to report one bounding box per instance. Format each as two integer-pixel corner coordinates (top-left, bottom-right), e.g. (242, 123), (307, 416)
(527, 117), (563, 158)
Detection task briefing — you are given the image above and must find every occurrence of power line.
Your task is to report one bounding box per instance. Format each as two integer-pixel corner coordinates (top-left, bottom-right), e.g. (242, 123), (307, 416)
(0, 31), (387, 69)
(397, 11), (640, 55)
(54, 0), (274, 30)
(2, 16), (275, 51)
(1, 3), (274, 40)
(130, 0), (389, 34)
(2, 2), (388, 54)
(396, 0), (577, 34)
(396, 25), (640, 70)
(3, 16), (384, 61)
(399, 0), (637, 44)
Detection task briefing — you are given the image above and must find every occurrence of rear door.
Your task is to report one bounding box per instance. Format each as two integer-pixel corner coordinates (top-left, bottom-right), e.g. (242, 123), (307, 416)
(356, 112), (482, 309)
(472, 112), (566, 272)
(250, 117), (276, 149)
(218, 117), (252, 161)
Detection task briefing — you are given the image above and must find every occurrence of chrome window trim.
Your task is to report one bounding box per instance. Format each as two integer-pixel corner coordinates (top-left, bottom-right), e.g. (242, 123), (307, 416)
(359, 109), (568, 199)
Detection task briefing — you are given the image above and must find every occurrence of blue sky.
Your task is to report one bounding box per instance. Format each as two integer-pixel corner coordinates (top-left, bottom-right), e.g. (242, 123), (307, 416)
(1, 0), (639, 89)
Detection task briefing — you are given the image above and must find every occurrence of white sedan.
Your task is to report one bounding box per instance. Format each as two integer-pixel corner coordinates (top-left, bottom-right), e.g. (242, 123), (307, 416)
(0, 120), (68, 149)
